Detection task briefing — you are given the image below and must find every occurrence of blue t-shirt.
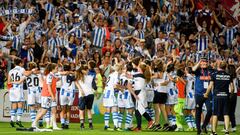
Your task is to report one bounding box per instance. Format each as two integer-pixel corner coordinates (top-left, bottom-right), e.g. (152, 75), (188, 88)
(193, 68), (214, 96)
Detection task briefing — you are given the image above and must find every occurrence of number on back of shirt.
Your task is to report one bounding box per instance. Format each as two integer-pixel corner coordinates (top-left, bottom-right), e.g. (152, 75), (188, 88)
(11, 72), (20, 82)
(27, 77), (39, 87)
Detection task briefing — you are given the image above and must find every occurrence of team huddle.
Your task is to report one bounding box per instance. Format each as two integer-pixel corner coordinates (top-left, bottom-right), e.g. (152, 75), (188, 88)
(7, 56), (238, 134)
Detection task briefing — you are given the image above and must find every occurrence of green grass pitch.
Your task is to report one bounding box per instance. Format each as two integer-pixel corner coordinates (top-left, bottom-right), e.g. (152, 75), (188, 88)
(0, 115), (239, 135)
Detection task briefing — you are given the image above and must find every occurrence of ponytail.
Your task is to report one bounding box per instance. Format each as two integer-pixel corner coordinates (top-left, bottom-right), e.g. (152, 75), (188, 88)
(139, 63), (152, 83)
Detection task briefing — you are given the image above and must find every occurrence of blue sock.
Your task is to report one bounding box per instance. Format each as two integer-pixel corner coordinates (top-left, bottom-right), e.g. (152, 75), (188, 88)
(30, 110), (36, 122)
(112, 112), (118, 128)
(190, 115), (196, 128)
(10, 109), (17, 121)
(65, 120), (69, 125)
(61, 118), (65, 124)
(118, 113), (123, 128)
(17, 108), (23, 121)
(168, 115), (173, 125)
(104, 112), (110, 127)
(125, 113), (133, 129)
(172, 115), (176, 125)
(185, 115), (192, 128)
(149, 108), (155, 119)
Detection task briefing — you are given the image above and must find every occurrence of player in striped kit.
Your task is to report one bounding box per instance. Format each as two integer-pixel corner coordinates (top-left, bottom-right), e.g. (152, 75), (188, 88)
(59, 64), (75, 129)
(166, 63), (178, 131)
(7, 58), (36, 128)
(103, 63), (123, 131)
(26, 62), (43, 124)
(184, 67), (196, 131)
(117, 63), (135, 131)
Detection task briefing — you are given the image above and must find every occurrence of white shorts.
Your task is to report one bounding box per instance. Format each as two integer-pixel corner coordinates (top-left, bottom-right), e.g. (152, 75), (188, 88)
(28, 87), (41, 105)
(166, 89), (177, 105)
(146, 90), (154, 102)
(60, 88), (75, 106)
(184, 92), (195, 110)
(41, 96), (52, 109)
(9, 87), (24, 102)
(117, 91), (125, 108)
(103, 89), (117, 107)
(123, 90), (134, 109)
(117, 90), (134, 109)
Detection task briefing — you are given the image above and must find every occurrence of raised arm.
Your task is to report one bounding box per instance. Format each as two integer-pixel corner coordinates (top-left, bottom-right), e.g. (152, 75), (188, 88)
(213, 11), (223, 28)
(192, 60), (201, 71)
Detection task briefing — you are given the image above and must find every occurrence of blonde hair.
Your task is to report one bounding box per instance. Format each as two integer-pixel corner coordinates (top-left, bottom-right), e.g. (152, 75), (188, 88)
(139, 63), (152, 83)
(28, 62), (37, 70)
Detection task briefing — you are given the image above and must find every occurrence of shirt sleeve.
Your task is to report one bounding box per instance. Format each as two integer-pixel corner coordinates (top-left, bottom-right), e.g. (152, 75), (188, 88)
(46, 74), (53, 84)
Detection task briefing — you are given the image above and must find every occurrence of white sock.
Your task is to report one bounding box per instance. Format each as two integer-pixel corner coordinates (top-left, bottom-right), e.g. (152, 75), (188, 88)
(112, 112), (118, 128)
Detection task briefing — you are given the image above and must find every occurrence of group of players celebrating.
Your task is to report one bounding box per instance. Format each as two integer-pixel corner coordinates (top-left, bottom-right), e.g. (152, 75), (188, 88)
(7, 55), (238, 135)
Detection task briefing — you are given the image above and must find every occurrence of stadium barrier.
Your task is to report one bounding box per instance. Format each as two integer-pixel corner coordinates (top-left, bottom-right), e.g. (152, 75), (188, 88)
(0, 89), (105, 122)
(0, 89), (240, 124)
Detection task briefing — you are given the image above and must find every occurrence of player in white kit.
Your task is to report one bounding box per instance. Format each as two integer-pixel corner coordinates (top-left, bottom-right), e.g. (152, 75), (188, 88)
(127, 58), (154, 131)
(7, 58), (36, 127)
(184, 67), (196, 131)
(75, 64), (95, 130)
(117, 63), (135, 130)
(103, 63), (123, 131)
(151, 59), (170, 131)
(59, 64), (75, 129)
(26, 62), (43, 123)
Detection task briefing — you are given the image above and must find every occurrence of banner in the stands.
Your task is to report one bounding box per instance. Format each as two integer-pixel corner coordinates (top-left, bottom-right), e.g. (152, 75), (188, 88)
(0, 9), (33, 16)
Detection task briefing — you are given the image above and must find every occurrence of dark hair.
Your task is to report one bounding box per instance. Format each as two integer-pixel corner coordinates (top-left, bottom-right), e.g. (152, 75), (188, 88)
(167, 64), (175, 73)
(185, 67), (192, 74)
(228, 65), (236, 79)
(153, 59), (164, 72)
(132, 57), (141, 67)
(63, 64), (71, 71)
(14, 58), (22, 66)
(44, 63), (57, 75)
(126, 62), (133, 72)
(177, 69), (184, 77)
(88, 60), (96, 69)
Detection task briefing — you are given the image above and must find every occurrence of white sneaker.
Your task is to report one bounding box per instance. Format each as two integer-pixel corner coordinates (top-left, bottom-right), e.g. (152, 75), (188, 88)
(53, 127), (62, 130)
(31, 122), (37, 128)
(231, 127), (237, 132)
(221, 128), (227, 132)
(175, 127), (184, 132)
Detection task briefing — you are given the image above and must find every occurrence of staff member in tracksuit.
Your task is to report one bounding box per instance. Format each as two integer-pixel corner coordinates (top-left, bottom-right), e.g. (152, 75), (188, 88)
(204, 61), (233, 135)
(192, 57), (213, 135)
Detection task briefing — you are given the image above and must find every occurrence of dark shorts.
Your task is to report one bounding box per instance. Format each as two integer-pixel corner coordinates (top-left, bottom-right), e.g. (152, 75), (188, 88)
(213, 97), (229, 116)
(78, 94), (94, 110)
(153, 91), (167, 104)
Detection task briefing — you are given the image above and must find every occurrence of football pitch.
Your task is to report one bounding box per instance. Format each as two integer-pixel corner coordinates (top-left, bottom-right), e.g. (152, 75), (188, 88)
(0, 116), (239, 135)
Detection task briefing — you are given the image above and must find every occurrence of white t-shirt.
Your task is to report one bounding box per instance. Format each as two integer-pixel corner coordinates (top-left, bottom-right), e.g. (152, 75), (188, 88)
(153, 72), (168, 93)
(78, 74), (95, 97)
